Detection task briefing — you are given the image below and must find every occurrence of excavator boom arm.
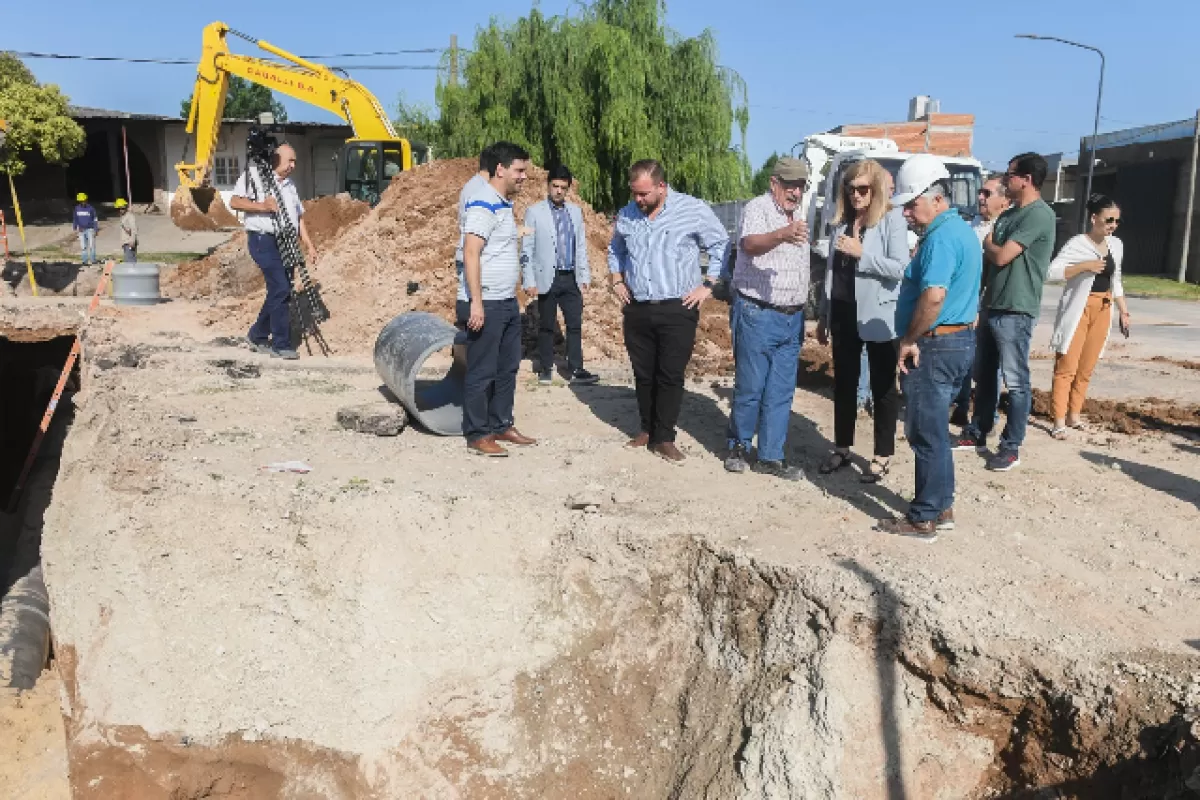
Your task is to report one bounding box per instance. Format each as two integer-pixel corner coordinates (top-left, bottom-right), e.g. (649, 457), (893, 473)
(176, 22), (403, 189)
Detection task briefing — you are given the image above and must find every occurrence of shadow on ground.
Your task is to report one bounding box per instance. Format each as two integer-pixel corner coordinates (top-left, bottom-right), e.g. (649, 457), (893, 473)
(569, 382), (908, 520)
(1079, 451), (1200, 510)
(2, 260), (85, 293)
(840, 559), (910, 800)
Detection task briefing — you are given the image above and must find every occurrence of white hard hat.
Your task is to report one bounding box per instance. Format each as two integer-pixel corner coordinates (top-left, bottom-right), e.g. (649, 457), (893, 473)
(891, 154), (951, 206)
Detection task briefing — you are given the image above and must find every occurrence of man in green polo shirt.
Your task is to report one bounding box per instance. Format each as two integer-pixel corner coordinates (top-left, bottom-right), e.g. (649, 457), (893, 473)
(953, 152), (1057, 472)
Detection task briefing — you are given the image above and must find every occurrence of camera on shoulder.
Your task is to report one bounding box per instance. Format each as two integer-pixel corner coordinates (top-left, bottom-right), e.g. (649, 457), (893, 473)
(247, 113), (282, 163)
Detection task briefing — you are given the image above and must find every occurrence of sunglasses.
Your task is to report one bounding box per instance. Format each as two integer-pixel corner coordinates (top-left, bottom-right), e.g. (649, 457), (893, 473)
(847, 184), (871, 197)
(980, 189), (994, 198)
(1102, 216), (1120, 224)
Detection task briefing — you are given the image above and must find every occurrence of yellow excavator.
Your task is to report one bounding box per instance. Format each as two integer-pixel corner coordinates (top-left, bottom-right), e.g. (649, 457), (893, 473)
(176, 21), (418, 209)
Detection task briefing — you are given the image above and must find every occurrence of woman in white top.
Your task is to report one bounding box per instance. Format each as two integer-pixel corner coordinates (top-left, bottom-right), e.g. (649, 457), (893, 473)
(1045, 194), (1132, 438)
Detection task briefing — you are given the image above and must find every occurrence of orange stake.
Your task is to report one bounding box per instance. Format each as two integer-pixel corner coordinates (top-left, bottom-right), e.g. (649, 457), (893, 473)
(6, 260), (115, 512)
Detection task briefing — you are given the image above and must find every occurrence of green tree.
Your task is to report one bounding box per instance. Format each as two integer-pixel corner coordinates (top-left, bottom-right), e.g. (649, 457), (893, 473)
(179, 76), (288, 122)
(434, 0), (749, 210)
(751, 152), (780, 196)
(0, 53), (86, 175)
(393, 94), (440, 154)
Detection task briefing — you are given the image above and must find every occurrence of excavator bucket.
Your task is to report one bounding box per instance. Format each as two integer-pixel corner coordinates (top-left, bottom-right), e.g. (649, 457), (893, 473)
(169, 186), (240, 231)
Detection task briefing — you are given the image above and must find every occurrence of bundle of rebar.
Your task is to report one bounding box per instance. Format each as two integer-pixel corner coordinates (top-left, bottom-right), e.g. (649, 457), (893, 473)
(248, 153), (331, 355)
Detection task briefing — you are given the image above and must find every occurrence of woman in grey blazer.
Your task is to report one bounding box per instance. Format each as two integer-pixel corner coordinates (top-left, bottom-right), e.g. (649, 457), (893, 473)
(816, 159), (910, 482)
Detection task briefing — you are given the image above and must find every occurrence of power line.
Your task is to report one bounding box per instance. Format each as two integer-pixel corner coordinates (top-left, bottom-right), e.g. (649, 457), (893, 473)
(9, 51), (192, 65)
(6, 50), (442, 69)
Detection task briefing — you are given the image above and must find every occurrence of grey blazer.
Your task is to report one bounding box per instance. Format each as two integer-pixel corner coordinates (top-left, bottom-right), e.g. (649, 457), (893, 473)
(520, 199), (590, 292)
(820, 206), (910, 341)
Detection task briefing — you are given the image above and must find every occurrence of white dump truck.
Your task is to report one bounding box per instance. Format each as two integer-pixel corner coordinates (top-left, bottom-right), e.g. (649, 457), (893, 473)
(795, 133), (983, 262)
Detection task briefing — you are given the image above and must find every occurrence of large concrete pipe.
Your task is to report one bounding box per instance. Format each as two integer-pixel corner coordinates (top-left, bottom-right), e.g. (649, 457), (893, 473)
(0, 565), (51, 690)
(374, 312), (468, 436)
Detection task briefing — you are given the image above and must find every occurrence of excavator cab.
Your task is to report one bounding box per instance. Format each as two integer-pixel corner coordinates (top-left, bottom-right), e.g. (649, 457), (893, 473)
(339, 140), (411, 206)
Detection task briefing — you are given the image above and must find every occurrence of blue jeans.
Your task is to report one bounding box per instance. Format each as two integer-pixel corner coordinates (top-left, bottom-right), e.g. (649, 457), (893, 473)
(901, 328), (974, 522)
(246, 232), (294, 349)
(456, 298), (522, 443)
(78, 229), (96, 264)
(952, 328), (1000, 416)
(964, 310), (1034, 452)
(856, 349), (871, 408)
(727, 294), (804, 462)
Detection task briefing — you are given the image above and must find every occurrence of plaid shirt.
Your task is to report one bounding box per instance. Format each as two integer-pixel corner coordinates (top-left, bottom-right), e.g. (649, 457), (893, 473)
(731, 193), (809, 307)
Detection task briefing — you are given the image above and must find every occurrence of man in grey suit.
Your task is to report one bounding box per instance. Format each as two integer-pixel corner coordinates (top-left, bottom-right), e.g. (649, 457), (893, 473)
(522, 165), (599, 385)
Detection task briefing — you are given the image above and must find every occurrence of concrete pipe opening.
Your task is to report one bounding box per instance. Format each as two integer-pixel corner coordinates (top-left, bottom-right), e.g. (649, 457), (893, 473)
(374, 312), (468, 436)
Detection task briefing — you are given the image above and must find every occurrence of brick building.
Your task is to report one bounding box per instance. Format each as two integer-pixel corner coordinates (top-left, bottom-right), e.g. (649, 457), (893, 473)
(833, 113), (975, 158)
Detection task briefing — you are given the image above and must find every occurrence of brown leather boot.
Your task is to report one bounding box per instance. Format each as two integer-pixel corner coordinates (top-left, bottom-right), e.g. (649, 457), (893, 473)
(495, 427), (537, 446)
(626, 432), (650, 448)
(650, 441), (686, 465)
(468, 436), (508, 457)
(936, 508), (955, 530)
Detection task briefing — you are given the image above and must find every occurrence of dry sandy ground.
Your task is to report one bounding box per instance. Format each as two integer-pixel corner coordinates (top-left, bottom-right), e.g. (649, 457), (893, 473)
(3, 298), (1199, 795)
(0, 670), (70, 799)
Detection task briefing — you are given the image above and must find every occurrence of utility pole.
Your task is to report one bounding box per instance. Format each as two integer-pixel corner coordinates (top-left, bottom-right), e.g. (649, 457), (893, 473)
(449, 35), (458, 87)
(1178, 108), (1200, 283)
(1015, 35), (1104, 232)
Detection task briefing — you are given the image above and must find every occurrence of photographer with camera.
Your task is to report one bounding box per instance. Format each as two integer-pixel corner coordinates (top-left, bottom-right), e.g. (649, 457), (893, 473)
(229, 141), (317, 360)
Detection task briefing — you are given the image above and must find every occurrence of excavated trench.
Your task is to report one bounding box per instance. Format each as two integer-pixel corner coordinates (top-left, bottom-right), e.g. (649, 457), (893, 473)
(0, 330), (77, 690)
(55, 528), (1200, 799)
(12, 321), (1197, 799)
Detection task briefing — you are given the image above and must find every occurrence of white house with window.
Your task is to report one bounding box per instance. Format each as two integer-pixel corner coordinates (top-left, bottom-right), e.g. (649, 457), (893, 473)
(2, 106), (354, 217)
(162, 118), (352, 211)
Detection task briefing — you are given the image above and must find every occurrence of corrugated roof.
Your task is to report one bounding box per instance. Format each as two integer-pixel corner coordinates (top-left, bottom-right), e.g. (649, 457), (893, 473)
(68, 105), (351, 129)
(1086, 119), (1195, 150)
(69, 105), (179, 121)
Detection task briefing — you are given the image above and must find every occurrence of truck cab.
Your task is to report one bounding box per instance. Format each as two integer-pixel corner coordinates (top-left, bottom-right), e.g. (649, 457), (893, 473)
(338, 140), (413, 206)
(806, 148), (983, 261)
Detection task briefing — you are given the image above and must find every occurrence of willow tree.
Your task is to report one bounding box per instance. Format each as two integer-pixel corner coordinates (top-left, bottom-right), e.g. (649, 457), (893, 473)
(435, 0), (749, 210)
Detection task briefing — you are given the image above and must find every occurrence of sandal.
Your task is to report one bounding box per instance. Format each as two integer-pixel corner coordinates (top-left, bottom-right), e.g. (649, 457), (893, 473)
(819, 449), (852, 475)
(861, 457), (890, 483)
(1050, 426), (1069, 440)
(1066, 416), (1085, 430)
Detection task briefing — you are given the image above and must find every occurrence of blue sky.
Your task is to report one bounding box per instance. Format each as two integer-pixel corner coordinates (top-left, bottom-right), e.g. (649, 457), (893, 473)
(6, 0), (1200, 172)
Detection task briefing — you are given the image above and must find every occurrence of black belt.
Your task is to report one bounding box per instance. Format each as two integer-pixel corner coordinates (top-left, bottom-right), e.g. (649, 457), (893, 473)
(737, 290), (804, 316)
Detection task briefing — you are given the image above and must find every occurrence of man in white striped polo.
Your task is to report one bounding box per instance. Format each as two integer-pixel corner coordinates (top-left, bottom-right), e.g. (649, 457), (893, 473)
(459, 142), (536, 457)
(721, 156), (811, 480)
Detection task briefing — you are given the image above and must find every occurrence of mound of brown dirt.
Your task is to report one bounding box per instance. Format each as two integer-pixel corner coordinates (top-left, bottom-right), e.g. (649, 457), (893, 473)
(301, 194), (370, 249)
(1031, 388), (1200, 436)
(166, 195), (373, 302)
(163, 232), (258, 300)
(184, 158), (739, 371)
(1150, 355), (1200, 371)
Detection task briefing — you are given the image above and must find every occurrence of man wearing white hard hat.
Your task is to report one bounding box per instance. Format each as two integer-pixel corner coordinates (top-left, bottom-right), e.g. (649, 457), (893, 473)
(879, 154), (982, 542)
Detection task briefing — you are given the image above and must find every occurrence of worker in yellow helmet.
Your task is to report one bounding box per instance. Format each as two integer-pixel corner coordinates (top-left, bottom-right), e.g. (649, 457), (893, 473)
(72, 192), (99, 265)
(115, 198), (138, 262)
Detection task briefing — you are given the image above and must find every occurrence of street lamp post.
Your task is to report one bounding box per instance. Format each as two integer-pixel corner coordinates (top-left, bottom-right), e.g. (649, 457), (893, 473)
(1015, 34), (1105, 231)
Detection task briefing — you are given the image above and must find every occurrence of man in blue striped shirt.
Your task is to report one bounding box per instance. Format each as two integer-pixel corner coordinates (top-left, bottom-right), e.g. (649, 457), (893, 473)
(608, 159), (730, 464)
